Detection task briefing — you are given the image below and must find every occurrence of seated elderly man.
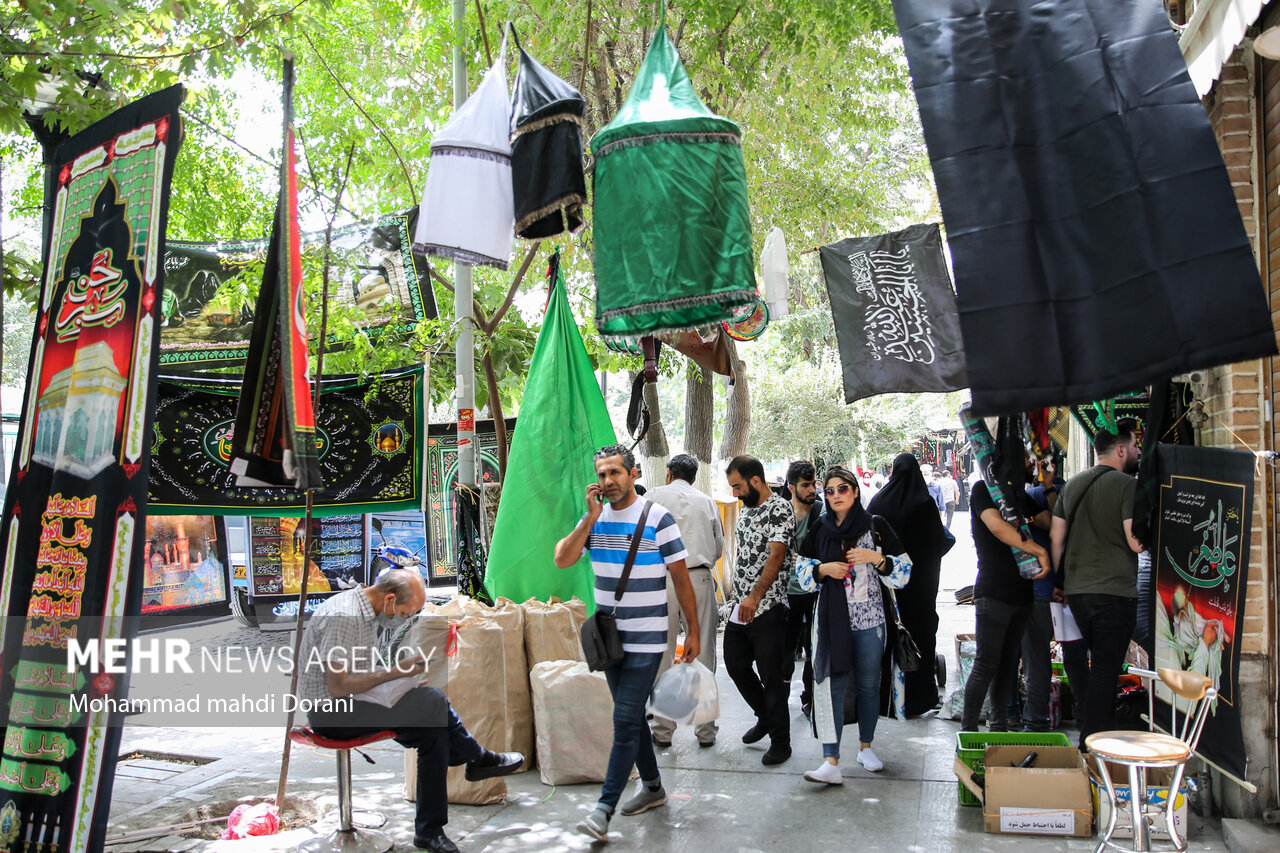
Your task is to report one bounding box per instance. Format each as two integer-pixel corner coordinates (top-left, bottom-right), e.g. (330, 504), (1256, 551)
(299, 568), (522, 853)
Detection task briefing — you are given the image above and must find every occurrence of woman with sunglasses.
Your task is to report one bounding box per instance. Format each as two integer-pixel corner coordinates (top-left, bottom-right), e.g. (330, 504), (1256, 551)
(794, 466), (911, 784)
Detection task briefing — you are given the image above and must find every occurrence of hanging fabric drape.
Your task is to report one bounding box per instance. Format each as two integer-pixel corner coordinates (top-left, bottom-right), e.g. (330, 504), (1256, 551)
(509, 25), (588, 239)
(413, 37), (514, 269)
(590, 22), (756, 340)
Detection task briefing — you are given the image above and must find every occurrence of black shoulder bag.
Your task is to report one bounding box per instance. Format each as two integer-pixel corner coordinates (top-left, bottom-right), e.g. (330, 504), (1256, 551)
(870, 516), (922, 672)
(580, 500), (654, 671)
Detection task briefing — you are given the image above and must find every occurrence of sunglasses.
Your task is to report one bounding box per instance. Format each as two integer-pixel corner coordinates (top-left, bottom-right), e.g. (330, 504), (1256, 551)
(824, 483), (854, 497)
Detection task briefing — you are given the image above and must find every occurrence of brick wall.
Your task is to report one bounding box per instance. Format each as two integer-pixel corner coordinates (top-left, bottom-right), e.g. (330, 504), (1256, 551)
(1200, 44), (1276, 815)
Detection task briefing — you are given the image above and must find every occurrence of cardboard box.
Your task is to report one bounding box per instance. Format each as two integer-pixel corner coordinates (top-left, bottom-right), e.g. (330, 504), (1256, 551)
(1085, 755), (1189, 840)
(954, 745), (1093, 837)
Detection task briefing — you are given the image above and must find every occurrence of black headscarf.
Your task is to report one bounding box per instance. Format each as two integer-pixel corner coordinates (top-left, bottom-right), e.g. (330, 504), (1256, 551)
(800, 466), (874, 683)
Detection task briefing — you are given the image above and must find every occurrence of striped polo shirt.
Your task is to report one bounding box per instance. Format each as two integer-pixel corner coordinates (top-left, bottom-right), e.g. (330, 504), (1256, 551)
(583, 497), (688, 655)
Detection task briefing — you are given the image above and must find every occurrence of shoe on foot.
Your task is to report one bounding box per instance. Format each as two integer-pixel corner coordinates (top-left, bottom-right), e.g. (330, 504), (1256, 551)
(857, 746), (884, 772)
(465, 749), (524, 781)
(651, 731), (672, 748)
(577, 806), (611, 841)
(741, 722), (768, 744)
(619, 781), (668, 815)
(803, 761), (843, 785)
(697, 737), (715, 748)
(413, 831), (460, 853)
(761, 743), (792, 766)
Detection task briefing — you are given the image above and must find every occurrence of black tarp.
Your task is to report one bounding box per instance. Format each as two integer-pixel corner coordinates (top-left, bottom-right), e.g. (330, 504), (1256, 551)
(892, 0), (1277, 415)
(819, 224), (967, 403)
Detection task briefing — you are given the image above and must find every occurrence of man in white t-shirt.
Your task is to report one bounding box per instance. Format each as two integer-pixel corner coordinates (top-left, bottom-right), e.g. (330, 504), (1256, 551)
(555, 444), (700, 842)
(937, 470), (960, 529)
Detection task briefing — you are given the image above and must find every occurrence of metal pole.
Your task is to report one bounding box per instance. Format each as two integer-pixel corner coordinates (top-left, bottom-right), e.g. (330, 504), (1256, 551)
(453, 0), (477, 491)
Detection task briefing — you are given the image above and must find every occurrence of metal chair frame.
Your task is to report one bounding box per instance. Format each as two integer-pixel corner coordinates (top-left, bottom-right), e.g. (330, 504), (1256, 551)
(290, 727), (396, 853)
(1087, 666), (1216, 853)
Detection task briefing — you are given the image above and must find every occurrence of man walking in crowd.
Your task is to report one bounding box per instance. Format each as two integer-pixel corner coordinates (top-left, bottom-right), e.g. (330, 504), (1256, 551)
(554, 444), (702, 841)
(961, 469), (1051, 733)
(937, 469), (960, 530)
(300, 569), (523, 853)
(922, 464), (946, 519)
(783, 460), (822, 718)
(1051, 426), (1144, 748)
(647, 453), (725, 748)
(724, 454), (796, 766)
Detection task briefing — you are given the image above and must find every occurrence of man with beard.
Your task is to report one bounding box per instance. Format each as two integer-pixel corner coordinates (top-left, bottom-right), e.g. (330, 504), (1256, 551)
(783, 460), (822, 718)
(1050, 425), (1145, 747)
(724, 455), (795, 766)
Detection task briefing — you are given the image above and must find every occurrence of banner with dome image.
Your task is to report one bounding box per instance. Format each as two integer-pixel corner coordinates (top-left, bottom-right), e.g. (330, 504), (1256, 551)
(0, 85), (184, 853)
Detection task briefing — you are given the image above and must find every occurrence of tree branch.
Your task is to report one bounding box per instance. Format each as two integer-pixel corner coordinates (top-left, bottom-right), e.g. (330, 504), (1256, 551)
(302, 29), (417, 201)
(479, 243), (540, 336)
(578, 0), (593, 93)
(474, 0), (493, 67)
(428, 264), (455, 294)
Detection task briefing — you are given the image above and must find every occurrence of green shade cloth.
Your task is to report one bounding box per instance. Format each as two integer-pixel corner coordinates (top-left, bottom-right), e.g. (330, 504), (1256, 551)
(484, 254), (617, 610)
(591, 27), (756, 340)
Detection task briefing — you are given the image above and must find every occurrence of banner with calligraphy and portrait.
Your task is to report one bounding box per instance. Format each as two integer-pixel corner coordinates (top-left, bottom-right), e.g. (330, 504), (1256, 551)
(1152, 445), (1254, 780)
(0, 87), (184, 853)
(819, 224), (967, 404)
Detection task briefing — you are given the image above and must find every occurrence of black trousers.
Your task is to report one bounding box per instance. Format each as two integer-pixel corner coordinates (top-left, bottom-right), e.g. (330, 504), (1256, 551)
(310, 686), (482, 837)
(783, 591), (817, 707)
(724, 603), (790, 747)
(1069, 592), (1137, 748)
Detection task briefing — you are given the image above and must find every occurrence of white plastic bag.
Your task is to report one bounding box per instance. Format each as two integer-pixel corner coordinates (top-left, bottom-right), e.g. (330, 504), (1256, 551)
(649, 660), (718, 726)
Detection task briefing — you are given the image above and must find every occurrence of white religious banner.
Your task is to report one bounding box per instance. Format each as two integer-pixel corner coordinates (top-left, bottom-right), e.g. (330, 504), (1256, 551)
(818, 224), (967, 403)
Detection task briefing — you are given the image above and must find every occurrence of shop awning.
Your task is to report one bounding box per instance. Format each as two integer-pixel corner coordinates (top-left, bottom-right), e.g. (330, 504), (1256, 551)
(1181, 0), (1272, 95)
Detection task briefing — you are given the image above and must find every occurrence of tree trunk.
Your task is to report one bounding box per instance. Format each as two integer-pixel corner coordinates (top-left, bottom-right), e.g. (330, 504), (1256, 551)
(482, 351), (508, 480)
(719, 338), (751, 461)
(685, 359), (714, 493)
(637, 372), (668, 485)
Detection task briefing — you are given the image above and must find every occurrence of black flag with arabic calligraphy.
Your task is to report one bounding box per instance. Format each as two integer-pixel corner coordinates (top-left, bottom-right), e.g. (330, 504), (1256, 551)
(0, 85), (184, 853)
(819, 224), (967, 404)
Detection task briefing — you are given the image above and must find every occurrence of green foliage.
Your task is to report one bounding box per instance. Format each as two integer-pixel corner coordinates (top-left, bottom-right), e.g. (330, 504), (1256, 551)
(0, 0), (937, 440)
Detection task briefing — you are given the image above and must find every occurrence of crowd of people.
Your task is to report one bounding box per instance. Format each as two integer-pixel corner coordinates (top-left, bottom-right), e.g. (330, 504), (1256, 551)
(291, 429), (1145, 849)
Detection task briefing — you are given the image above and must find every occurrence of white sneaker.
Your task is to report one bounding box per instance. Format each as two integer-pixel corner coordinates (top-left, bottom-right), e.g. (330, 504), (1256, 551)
(857, 747), (884, 772)
(803, 761), (843, 785)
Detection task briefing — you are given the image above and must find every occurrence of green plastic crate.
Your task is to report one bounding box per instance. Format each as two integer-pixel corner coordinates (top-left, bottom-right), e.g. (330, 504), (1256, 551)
(955, 731), (1072, 806)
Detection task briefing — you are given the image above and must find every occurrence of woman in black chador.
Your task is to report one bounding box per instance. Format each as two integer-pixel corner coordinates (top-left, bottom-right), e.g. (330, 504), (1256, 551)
(868, 453), (951, 716)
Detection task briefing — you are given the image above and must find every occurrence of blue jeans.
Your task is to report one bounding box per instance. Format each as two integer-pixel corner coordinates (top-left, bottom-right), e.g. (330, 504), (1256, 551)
(823, 624), (885, 758)
(598, 652), (663, 812)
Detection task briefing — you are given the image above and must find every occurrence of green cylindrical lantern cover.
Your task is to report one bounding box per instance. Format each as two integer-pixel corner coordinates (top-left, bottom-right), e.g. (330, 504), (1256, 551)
(591, 27), (756, 340)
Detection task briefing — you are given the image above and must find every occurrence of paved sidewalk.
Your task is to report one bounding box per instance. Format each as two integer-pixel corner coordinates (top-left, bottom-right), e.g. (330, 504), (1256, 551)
(105, 511), (1229, 851)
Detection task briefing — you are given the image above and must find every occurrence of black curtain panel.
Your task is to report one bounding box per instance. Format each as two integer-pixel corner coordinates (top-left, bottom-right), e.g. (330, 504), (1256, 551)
(892, 0), (1277, 415)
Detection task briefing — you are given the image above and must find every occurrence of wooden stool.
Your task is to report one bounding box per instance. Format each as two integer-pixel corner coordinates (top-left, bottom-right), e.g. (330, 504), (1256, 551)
(290, 727), (398, 853)
(1086, 668), (1214, 853)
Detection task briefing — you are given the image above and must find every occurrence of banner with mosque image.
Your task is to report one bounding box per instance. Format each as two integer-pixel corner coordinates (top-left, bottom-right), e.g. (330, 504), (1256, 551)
(1153, 445), (1253, 780)
(0, 86), (184, 853)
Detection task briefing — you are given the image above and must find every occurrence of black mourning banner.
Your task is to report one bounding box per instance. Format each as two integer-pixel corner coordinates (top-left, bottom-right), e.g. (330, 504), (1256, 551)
(892, 0), (1277, 415)
(1153, 445), (1253, 781)
(819, 224), (967, 404)
(0, 86), (184, 853)
(148, 368), (422, 517)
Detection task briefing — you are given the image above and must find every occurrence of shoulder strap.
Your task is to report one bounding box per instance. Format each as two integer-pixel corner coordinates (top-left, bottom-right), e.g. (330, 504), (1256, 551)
(614, 499), (654, 604)
(1065, 468), (1109, 530)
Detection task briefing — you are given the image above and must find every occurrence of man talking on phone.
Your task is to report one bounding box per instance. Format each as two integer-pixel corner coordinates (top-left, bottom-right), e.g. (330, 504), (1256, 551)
(555, 444), (701, 842)
(300, 569), (523, 853)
